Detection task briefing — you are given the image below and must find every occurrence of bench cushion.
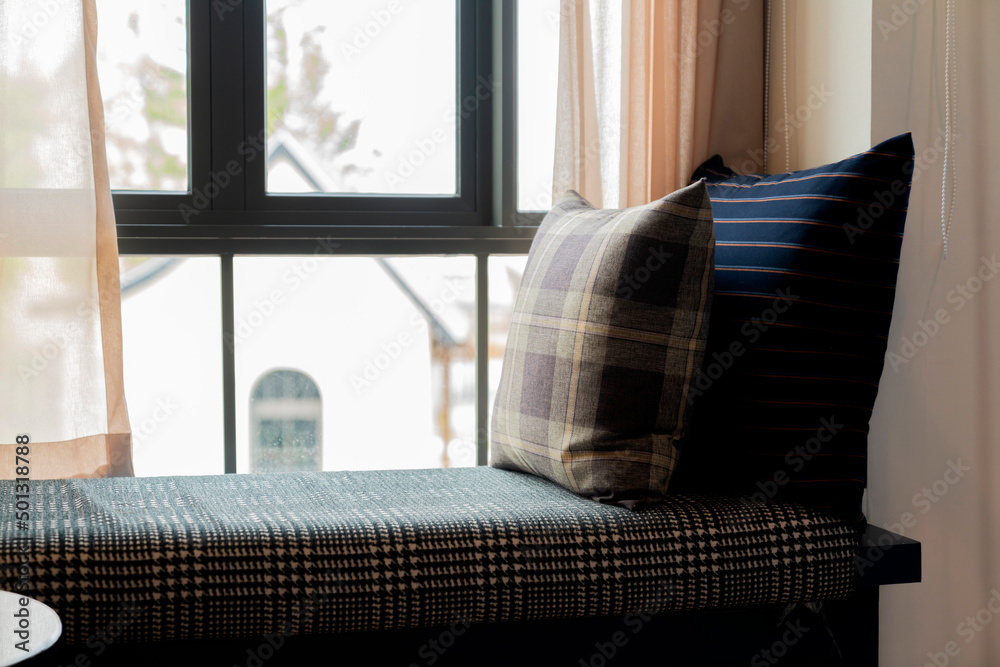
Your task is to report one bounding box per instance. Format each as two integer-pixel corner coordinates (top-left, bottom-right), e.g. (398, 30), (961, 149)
(0, 467), (859, 644)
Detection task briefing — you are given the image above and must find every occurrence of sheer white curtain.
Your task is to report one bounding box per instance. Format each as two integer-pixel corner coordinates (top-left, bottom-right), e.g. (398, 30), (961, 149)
(0, 0), (132, 477)
(867, 1), (1000, 664)
(552, 0), (764, 208)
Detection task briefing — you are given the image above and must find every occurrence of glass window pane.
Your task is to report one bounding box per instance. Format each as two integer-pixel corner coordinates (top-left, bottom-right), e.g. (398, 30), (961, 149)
(120, 257), (223, 475)
(517, 0), (561, 211)
(234, 256), (476, 472)
(265, 0), (458, 195)
(95, 1), (189, 192)
(251, 370), (322, 472)
(487, 255), (527, 459)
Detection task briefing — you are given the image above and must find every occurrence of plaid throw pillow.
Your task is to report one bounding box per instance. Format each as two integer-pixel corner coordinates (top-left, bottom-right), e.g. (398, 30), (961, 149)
(490, 181), (715, 507)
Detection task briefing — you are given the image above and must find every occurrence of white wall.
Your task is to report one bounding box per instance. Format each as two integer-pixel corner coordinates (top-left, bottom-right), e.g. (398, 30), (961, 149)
(869, 1), (1000, 665)
(766, 2), (1000, 664)
(767, 0), (873, 170)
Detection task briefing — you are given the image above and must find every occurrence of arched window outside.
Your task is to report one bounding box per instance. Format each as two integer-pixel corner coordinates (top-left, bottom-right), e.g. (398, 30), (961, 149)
(250, 370), (322, 472)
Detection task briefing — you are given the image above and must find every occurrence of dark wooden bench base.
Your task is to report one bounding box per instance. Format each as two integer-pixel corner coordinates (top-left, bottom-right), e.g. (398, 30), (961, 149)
(30, 588), (880, 667)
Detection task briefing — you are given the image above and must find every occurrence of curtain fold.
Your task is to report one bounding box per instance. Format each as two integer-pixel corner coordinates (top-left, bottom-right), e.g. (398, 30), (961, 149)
(1, 0), (132, 478)
(554, 0), (763, 208)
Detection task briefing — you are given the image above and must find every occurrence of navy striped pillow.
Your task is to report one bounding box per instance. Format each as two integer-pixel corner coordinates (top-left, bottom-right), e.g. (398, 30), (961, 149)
(671, 133), (914, 523)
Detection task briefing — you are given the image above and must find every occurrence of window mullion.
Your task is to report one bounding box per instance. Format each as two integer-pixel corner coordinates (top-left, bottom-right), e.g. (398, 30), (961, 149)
(221, 254), (237, 473)
(188, 0), (214, 204)
(475, 253), (490, 466)
(494, 0), (515, 228)
(208, 0), (249, 214)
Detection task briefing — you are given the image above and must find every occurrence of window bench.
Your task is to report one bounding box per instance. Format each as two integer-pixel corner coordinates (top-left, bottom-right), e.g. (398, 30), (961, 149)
(1, 467), (919, 666)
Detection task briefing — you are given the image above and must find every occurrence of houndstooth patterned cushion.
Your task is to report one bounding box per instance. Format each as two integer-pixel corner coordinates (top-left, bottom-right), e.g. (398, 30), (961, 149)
(490, 181), (715, 506)
(0, 467), (859, 644)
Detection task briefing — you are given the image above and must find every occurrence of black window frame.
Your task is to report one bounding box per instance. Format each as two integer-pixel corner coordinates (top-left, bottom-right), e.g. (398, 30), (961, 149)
(111, 0), (542, 473)
(242, 0), (482, 222)
(113, 0), (538, 254)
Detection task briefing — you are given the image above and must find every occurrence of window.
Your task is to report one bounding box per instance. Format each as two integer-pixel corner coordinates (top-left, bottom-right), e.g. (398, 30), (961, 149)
(96, 0), (190, 192)
(120, 257), (224, 476)
(516, 0), (562, 212)
(265, 0), (458, 196)
(233, 256), (480, 472)
(250, 370), (322, 472)
(99, 1), (559, 474)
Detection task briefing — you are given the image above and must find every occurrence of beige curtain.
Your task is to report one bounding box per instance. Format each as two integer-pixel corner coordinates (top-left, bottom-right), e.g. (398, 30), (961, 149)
(553, 0), (764, 208)
(0, 0), (132, 478)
